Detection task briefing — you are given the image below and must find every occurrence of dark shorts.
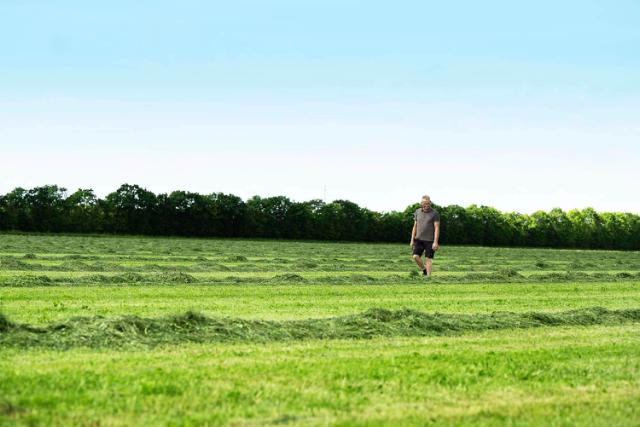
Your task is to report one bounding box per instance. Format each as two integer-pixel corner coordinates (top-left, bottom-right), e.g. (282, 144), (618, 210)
(413, 240), (435, 259)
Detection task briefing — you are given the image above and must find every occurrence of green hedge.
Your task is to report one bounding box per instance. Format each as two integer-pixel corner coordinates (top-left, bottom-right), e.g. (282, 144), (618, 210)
(1, 184), (638, 249)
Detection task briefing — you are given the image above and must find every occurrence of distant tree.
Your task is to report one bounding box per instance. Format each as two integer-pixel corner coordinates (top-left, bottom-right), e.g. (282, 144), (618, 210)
(209, 193), (246, 237)
(302, 199), (326, 240)
(314, 201), (341, 240)
(0, 195), (6, 230)
(567, 208), (601, 249)
(464, 205), (489, 245)
(24, 185), (67, 232)
(375, 211), (406, 242)
(164, 191), (213, 236)
(502, 212), (527, 246)
(477, 206), (507, 246)
(527, 211), (552, 247)
(103, 184), (158, 234)
(64, 189), (102, 232)
(438, 204), (466, 244)
(546, 208), (575, 247)
(331, 200), (369, 241)
(627, 213), (640, 250)
(1, 184), (639, 249)
(282, 201), (313, 239)
(0, 187), (29, 230)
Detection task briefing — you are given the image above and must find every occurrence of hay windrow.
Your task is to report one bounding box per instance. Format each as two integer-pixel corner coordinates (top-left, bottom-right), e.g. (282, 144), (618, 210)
(1, 307), (638, 349)
(1, 270), (640, 287)
(154, 271), (198, 283)
(270, 274), (306, 283)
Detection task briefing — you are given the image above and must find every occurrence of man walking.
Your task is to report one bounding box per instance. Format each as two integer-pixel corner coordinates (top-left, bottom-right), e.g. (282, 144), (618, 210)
(411, 195), (441, 278)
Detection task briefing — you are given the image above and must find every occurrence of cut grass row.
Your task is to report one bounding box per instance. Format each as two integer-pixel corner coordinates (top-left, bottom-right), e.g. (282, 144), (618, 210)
(3, 282), (640, 325)
(2, 235), (639, 265)
(2, 325), (639, 426)
(1, 232), (637, 253)
(2, 233), (640, 425)
(2, 256), (638, 271)
(2, 306), (639, 349)
(2, 270), (640, 288)
(2, 262), (632, 275)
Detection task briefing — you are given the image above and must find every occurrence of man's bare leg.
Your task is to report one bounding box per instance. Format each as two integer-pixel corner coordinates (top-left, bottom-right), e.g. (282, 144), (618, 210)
(412, 254), (425, 271)
(425, 257), (433, 276)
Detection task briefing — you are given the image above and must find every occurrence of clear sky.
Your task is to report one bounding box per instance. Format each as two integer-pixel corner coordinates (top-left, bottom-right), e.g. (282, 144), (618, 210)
(1, 0), (639, 213)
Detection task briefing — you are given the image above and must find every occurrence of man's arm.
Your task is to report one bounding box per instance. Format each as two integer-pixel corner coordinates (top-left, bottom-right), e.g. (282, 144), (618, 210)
(410, 221), (417, 247)
(432, 221), (440, 250)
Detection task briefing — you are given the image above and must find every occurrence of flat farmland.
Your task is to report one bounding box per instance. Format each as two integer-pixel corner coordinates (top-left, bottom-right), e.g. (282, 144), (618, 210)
(1, 233), (640, 426)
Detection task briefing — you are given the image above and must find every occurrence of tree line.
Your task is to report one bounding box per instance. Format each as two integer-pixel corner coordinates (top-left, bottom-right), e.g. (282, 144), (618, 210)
(0, 184), (638, 250)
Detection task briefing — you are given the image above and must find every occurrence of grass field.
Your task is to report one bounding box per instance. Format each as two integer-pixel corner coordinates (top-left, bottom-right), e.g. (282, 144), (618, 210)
(1, 233), (640, 426)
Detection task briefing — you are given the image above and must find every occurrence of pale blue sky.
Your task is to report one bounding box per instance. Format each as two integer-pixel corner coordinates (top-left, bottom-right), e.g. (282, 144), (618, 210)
(1, 1), (639, 213)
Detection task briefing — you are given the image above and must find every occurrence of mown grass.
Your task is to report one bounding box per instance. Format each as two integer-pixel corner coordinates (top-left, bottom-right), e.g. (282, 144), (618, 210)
(1, 233), (640, 426)
(2, 307), (639, 349)
(1, 233), (639, 273)
(2, 326), (639, 426)
(3, 282), (640, 325)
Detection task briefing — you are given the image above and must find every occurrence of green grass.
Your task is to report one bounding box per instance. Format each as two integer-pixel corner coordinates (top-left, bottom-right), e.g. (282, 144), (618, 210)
(3, 282), (640, 325)
(1, 233), (640, 425)
(2, 307), (639, 350)
(2, 326), (639, 426)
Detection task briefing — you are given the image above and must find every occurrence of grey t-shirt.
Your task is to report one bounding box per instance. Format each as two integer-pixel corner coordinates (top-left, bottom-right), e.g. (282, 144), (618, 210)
(414, 208), (440, 241)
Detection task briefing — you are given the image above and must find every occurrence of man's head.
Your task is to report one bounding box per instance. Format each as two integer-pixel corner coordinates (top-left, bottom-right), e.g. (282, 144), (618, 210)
(420, 195), (431, 210)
